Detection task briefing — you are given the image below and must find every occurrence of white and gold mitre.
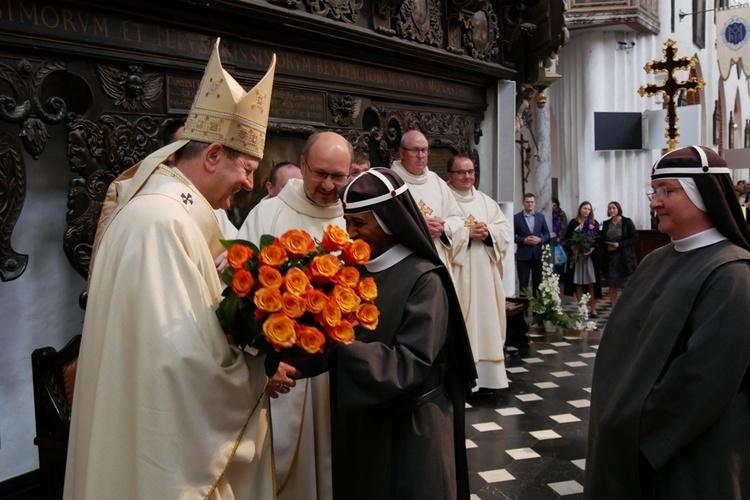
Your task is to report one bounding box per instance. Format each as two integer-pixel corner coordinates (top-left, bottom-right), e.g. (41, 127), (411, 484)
(182, 37), (276, 159)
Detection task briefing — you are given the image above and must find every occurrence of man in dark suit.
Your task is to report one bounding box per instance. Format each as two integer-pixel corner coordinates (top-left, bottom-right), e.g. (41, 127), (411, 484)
(514, 193), (550, 295)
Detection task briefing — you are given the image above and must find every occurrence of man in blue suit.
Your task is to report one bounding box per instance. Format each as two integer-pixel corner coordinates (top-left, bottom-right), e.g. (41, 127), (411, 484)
(514, 193), (550, 295)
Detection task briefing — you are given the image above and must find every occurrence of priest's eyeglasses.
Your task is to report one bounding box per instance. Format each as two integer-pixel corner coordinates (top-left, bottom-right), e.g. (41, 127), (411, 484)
(646, 186), (684, 202)
(304, 161), (350, 184)
(402, 147), (430, 156)
(449, 169), (475, 176)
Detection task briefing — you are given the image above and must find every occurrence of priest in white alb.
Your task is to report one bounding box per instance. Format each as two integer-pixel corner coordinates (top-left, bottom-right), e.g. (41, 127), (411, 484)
(447, 155), (512, 391)
(237, 131), (353, 500)
(390, 129), (466, 273)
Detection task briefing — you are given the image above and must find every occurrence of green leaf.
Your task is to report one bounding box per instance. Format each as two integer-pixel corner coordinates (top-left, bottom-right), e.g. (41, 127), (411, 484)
(260, 234), (276, 247)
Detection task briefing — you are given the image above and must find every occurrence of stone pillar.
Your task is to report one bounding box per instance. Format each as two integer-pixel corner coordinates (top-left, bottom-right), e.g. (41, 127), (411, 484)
(533, 86), (553, 235)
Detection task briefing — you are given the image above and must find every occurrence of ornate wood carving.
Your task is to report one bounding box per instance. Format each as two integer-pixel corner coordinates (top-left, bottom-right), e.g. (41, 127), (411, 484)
(0, 59), (67, 159)
(365, 104), (479, 168)
(268, 0), (303, 9)
(305, 0), (364, 22)
(396, 0), (444, 46)
(329, 94), (362, 127)
(373, 0), (406, 34)
(64, 114), (164, 278)
(465, 7), (499, 61)
(0, 133), (28, 282)
(97, 64), (164, 111)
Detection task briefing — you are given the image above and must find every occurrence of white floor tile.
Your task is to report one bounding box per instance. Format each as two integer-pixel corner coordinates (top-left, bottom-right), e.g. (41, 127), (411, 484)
(550, 341), (572, 347)
(466, 439), (478, 449)
(529, 429), (562, 440)
(479, 468), (515, 483)
(568, 399), (591, 408)
(571, 458), (586, 470)
(534, 381), (559, 389)
(582, 387), (592, 393)
(548, 480), (584, 495)
(565, 361), (588, 367)
(516, 393), (543, 402)
(506, 366), (529, 373)
(578, 352), (597, 358)
(521, 357), (544, 364)
(506, 447), (541, 460)
(537, 349), (559, 355)
(550, 413), (581, 423)
(550, 370), (574, 378)
(472, 421), (503, 432)
(496, 407), (524, 416)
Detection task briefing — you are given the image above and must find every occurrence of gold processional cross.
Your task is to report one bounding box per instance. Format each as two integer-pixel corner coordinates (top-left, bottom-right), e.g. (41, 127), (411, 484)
(637, 38), (705, 152)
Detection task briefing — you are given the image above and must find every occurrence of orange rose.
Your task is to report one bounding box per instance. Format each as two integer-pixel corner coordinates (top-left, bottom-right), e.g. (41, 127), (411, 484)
(281, 291), (306, 319)
(253, 286), (283, 313)
(321, 225), (350, 252)
(332, 284), (361, 314)
(284, 267), (312, 297)
(295, 325), (326, 354)
(341, 239), (371, 265)
(356, 277), (378, 302)
(258, 243), (287, 267)
(279, 229), (316, 258)
(231, 269), (254, 297)
(263, 313), (296, 352)
(226, 244), (253, 270)
(304, 289), (329, 314)
(326, 319), (355, 345)
(316, 299), (342, 327)
(332, 266), (360, 288)
(310, 254), (341, 283)
(258, 265), (283, 288)
(356, 303), (380, 330)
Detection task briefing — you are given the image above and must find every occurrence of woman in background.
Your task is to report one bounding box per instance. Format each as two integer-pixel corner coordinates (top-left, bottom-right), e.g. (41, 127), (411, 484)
(563, 201), (602, 317)
(600, 201), (638, 308)
(552, 197), (568, 275)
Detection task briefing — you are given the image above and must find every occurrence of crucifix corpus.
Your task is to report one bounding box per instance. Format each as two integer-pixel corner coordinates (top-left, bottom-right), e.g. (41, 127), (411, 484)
(638, 38), (706, 151)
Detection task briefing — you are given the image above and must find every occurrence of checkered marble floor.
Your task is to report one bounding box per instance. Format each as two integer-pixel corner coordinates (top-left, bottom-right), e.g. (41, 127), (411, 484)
(466, 292), (612, 499)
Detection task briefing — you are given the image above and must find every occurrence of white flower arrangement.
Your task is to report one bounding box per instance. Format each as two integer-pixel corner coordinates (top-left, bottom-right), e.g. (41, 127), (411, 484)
(523, 245), (596, 332)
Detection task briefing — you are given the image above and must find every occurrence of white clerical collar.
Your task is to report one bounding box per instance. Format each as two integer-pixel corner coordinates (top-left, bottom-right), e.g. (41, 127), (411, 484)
(391, 161), (429, 185)
(672, 228), (726, 252)
(364, 244), (413, 272)
(447, 183), (474, 202)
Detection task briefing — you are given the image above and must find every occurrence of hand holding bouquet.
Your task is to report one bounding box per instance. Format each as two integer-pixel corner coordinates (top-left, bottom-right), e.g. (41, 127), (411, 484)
(563, 219), (600, 265)
(216, 226), (380, 375)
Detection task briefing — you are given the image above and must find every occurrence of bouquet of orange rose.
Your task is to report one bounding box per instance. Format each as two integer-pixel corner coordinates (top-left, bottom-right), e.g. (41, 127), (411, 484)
(216, 225), (379, 375)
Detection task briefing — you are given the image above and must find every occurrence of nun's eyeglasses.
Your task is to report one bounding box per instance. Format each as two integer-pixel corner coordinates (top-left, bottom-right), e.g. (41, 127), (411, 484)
(646, 186), (684, 202)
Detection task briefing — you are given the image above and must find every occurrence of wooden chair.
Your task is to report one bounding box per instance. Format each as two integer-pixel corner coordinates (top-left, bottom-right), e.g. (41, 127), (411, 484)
(31, 335), (81, 500)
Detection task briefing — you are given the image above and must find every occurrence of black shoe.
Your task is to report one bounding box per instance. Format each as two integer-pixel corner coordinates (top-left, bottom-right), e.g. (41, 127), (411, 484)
(590, 313), (599, 319)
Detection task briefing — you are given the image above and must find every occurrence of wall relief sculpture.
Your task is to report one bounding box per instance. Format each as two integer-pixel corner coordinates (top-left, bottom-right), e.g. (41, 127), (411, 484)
(397, 0), (444, 46)
(329, 94), (362, 127)
(306, 0), (364, 22)
(64, 113), (164, 278)
(97, 64), (163, 111)
(0, 133), (27, 282)
(0, 59), (68, 159)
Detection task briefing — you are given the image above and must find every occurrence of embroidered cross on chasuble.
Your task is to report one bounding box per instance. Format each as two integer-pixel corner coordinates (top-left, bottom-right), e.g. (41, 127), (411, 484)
(638, 38), (705, 151)
(464, 215), (477, 227)
(418, 200), (434, 218)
